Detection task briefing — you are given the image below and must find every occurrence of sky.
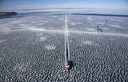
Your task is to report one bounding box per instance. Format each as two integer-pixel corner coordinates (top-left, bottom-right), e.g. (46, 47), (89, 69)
(0, 0), (128, 11)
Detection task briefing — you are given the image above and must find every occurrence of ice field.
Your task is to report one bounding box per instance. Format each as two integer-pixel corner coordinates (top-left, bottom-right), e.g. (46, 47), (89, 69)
(0, 9), (128, 82)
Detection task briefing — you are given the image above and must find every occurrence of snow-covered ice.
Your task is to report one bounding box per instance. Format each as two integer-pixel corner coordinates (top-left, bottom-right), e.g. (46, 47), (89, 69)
(0, 9), (128, 82)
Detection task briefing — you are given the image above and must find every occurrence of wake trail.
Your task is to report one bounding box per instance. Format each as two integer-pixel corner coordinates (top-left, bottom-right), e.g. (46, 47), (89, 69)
(64, 15), (70, 63)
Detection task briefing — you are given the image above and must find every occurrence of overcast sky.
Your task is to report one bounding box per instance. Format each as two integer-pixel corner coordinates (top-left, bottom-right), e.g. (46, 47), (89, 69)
(0, 0), (128, 11)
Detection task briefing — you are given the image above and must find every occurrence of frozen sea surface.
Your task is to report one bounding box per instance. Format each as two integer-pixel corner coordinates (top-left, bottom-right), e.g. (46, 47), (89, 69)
(0, 9), (128, 82)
